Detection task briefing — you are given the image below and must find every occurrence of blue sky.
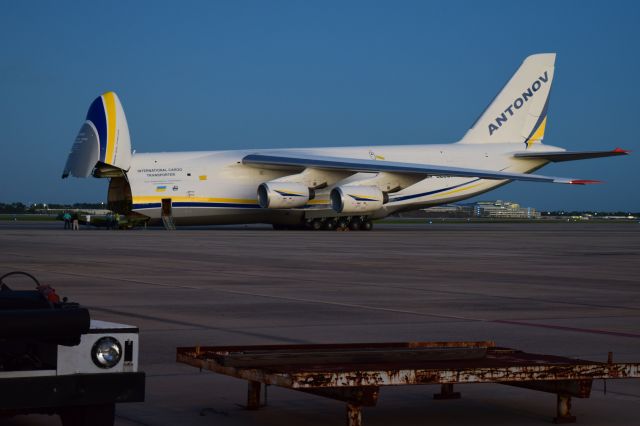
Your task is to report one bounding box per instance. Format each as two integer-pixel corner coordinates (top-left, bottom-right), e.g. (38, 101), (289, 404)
(1, 1), (638, 210)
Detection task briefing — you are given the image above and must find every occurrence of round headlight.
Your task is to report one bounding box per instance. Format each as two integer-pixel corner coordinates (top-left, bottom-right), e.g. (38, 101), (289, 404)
(91, 336), (122, 369)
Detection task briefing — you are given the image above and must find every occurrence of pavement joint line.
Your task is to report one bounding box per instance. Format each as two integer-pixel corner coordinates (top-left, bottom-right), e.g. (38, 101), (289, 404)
(21, 266), (483, 322)
(89, 306), (311, 345)
(205, 288), (640, 339)
(3, 248), (638, 286)
(4, 265), (640, 338)
(214, 287), (481, 321)
(4, 261), (639, 340)
(492, 319), (640, 339)
(2, 257), (639, 313)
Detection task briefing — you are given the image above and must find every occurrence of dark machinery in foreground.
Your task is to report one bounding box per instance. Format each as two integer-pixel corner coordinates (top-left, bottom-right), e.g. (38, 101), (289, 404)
(0, 272), (145, 426)
(177, 341), (640, 426)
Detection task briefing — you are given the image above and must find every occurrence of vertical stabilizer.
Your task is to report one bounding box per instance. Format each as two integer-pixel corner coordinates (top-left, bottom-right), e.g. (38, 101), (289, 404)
(458, 53), (555, 147)
(62, 92), (132, 178)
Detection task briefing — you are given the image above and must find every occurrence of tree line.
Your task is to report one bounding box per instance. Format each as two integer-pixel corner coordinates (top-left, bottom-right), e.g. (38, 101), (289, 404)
(0, 203), (106, 213)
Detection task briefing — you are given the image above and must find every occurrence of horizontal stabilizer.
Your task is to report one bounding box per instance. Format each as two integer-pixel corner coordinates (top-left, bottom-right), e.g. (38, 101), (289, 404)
(243, 152), (592, 185)
(513, 148), (630, 162)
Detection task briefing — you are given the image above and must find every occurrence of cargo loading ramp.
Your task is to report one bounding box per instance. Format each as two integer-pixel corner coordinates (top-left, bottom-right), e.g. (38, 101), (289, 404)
(176, 341), (640, 425)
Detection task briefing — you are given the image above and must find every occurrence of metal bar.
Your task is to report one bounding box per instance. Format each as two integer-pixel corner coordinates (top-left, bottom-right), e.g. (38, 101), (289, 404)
(176, 354), (294, 387)
(176, 341), (496, 357)
(264, 384), (268, 406)
(289, 363), (640, 388)
(216, 347), (488, 368)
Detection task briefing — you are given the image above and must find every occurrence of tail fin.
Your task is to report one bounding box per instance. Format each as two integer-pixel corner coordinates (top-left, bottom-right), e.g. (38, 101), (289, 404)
(458, 53), (555, 147)
(62, 92), (132, 178)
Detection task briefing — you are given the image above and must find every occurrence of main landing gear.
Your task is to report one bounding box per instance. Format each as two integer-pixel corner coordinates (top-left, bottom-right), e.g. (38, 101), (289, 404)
(272, 217), (374, 231)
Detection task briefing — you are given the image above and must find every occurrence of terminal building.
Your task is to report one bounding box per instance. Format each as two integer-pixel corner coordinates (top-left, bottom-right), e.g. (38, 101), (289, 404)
(470, 200), (540, 219)
(409, 200), (540, 219)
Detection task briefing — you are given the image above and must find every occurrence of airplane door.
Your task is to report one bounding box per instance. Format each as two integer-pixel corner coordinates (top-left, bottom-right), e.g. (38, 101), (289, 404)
(162, 198), (171, 216)
(161, 198), (172, 217)
(161, 198), (176, 230)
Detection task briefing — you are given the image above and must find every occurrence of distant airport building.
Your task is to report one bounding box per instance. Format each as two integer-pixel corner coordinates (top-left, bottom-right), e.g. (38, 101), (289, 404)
(421, 204), (473, 217)
(471, 200), (540, 219)
(400, 200), (540, 219)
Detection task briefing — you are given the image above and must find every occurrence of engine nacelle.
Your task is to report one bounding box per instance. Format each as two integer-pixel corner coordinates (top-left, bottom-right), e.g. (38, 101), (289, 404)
(258, 182), (313, 209)
(330, 185), (388, 214)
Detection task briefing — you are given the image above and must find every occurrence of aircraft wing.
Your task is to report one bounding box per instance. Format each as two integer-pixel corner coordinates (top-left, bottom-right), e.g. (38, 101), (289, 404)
(242, 152), (598, 185)
(513, 148), (629, 162)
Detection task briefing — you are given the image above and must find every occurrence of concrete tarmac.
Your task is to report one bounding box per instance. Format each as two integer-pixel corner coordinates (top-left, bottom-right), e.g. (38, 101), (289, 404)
(1, 222), (639, 425)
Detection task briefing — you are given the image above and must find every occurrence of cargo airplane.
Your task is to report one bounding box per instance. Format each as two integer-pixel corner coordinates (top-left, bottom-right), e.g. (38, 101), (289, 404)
(63, 53), (628, 230)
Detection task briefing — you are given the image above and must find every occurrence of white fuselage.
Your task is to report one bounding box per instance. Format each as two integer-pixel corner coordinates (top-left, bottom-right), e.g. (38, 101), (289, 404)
(125, 142), (559, 226)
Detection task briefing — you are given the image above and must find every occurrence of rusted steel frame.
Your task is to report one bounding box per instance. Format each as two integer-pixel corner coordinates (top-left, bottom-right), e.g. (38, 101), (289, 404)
(299, 386), (379, 406)
(503, 379), (592, 398)
(214, 347), (488, 368)
(178, 351), (640, 389)
(553, 394), (577, 424)
(346, 403), (362, 426)
(176, 353), (293, 387)
(176, 341), (496, 357)
(289, 363), (640, 388)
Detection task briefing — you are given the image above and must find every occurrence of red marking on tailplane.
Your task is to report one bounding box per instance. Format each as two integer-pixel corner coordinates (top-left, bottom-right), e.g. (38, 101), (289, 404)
(569, 180), (603, 185)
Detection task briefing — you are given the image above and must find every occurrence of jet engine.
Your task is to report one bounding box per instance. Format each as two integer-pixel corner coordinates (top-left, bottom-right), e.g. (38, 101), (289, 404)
(330, 185), (388, 214)
(258, 182), (314, 209)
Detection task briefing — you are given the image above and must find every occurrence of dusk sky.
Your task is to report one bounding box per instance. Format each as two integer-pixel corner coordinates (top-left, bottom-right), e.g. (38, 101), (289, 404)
(1, 1), (638, 211)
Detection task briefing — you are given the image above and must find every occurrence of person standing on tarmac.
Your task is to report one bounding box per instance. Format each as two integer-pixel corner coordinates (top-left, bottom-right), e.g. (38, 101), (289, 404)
(63, 212), (71, 229)
(71, 212), (79, 230)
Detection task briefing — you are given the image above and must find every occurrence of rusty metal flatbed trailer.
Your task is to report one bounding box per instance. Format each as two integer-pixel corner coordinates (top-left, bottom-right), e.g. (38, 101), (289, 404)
(176, 341), (640, 425)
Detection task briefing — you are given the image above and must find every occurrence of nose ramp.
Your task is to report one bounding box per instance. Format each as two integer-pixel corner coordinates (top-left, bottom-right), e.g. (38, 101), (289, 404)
(62, 92), (132, 178)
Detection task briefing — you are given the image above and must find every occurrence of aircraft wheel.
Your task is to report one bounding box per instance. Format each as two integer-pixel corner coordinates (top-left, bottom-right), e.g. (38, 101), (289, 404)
(324, 219), (337, 231)
(272, 224), (286, 230)
(311, 219), (323, 231)
(361, 220), (373, 231)
(336, 218), (349, 230)
(349, 219), (361, 231)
